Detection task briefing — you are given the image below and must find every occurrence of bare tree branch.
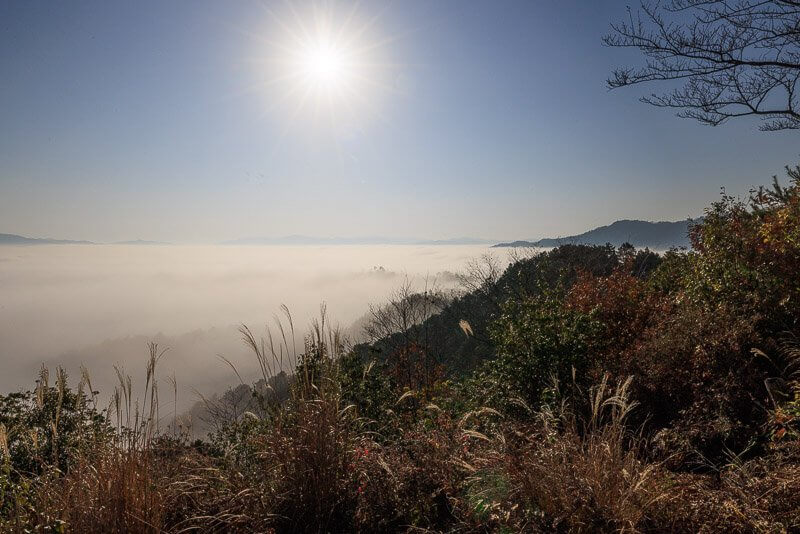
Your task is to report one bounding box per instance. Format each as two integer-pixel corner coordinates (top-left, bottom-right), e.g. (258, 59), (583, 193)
(605, 0), (800, 131)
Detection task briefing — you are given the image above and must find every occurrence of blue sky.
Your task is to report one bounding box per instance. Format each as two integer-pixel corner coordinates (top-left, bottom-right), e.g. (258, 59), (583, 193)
(1, 0), (798, 242)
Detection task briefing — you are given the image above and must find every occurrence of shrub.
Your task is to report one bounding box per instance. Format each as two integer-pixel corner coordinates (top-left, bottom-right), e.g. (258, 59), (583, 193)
(0, 367), (112, 478)
(686, 166), (800, 331)
(337, 350), (394, 426)
(483, 280), (602, 414)
(565, 267), (670, 380)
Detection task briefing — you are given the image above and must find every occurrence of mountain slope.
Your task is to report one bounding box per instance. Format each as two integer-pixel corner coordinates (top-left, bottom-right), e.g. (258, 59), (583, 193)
(354, 244), (661, 378)
(494, 218), (700, 249)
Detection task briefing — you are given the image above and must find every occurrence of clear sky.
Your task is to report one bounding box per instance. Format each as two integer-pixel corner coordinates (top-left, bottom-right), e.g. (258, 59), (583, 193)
(1, 0), (798, 243)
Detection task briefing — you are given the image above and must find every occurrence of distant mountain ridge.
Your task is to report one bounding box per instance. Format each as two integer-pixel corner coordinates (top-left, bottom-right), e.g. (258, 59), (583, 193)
(221, 235), (497, 246)
(0, 232), (496, 246)
(0, 234), (171, 246)
(0, 233), (95, 245)
(493, 218), (701, 249)
(2, 223), (700, 249)
(113, 239), (171, 245)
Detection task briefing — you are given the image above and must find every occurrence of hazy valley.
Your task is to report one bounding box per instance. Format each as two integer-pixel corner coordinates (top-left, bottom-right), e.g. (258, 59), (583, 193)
(0, 243), (502, 411)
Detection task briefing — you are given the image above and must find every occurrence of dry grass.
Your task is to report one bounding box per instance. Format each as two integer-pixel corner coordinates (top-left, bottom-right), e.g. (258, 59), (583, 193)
(32, 446), (170, 534)
(15, 346), (174, 533)
(3, 314), (799, 533)
(650, 442), (800, 533)
(4, 362), (799, 533)
(505, 375), (670, 533)
(171, 305), (368, 533)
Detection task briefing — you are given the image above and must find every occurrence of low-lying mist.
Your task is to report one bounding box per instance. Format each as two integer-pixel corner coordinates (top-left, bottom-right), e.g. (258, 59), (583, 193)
(0, 244), (507, 413)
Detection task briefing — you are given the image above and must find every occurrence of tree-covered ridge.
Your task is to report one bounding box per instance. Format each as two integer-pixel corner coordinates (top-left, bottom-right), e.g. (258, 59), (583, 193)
(494, 218), (699, 249)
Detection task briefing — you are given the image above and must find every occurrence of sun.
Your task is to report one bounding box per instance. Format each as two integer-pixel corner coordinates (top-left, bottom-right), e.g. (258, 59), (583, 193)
(252, 3), (394, 126)
(300, 42), (350, 89)
(283, 13), (363, 101)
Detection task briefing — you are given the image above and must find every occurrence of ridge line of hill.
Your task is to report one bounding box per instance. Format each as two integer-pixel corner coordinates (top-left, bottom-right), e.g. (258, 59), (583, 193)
(493, 217), (702, 249)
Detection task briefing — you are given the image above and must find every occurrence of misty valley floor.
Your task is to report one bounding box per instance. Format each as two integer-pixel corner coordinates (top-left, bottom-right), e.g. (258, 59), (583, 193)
(0, 244), (503, 413)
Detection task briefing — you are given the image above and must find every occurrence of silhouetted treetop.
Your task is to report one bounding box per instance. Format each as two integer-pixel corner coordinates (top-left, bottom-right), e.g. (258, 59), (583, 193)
(605, 1), (800, 131)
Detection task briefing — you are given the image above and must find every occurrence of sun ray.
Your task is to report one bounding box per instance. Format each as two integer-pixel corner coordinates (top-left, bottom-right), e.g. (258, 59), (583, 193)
(244, 1), (399, 134)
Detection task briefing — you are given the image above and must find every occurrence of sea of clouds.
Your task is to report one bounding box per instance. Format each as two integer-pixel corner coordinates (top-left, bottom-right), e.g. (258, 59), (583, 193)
(0, 244), (509, 410)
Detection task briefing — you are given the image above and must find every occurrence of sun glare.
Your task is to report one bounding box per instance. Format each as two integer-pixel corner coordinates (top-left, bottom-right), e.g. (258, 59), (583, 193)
(253, 3), (393, 126)
(301, 43), (350, 88)
(286, 21), (362, 102)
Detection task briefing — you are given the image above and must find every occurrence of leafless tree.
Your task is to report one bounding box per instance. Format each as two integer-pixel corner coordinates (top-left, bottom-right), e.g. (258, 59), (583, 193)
(457, 254), (505, 312)
(364, 277), (449, 391)
(605, 1), (800, 131)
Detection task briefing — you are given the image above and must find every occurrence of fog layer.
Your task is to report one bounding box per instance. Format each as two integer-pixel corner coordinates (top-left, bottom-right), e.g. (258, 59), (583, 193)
(0, 244), (503, 408)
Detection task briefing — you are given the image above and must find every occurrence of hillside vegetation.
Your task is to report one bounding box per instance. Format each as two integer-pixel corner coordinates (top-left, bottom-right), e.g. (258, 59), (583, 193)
(2, 167), (800, 532)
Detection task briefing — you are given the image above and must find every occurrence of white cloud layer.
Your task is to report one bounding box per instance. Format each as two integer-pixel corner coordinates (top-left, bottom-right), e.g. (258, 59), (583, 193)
(0, 244), (506, 410)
